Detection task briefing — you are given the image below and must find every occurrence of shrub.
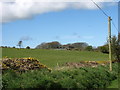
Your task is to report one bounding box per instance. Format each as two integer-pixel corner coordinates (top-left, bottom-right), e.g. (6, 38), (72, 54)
(85, 46), (93, 51)
(98, 45), (109, 54)
(26, 46), (30, 49)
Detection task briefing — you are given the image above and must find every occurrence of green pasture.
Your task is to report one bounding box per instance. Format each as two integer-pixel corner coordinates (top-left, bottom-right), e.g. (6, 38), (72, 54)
(2, 48), (108, 68)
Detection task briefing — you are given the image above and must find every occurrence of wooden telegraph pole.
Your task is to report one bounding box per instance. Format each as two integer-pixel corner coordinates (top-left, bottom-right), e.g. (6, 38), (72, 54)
(108, 16), (112, 71)
(91, 0), (114, 71)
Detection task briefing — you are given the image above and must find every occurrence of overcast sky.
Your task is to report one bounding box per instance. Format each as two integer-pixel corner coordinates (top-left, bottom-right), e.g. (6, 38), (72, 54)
(1, 0), (119, 48)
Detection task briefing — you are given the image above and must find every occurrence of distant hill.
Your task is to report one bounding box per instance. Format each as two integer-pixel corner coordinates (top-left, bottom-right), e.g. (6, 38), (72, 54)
(35, 41), (88, 50)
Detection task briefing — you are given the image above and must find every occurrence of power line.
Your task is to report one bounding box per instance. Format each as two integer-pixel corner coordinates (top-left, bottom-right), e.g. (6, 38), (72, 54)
(112, 20), (120, 33)
(91, 0), (119, 33)
(90, 0), (109, 17)
(111, 20), (119, 33)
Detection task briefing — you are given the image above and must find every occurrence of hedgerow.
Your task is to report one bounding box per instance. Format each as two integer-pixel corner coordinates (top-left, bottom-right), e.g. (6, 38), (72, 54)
(2, 63), (118, 89)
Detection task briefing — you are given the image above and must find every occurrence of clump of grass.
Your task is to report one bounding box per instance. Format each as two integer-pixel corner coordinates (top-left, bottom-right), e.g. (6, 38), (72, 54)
(107, 79), (118, 88)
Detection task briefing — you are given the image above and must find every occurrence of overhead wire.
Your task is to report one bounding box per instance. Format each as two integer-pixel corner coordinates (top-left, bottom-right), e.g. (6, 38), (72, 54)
(90, 0), (109, 18)
(91, 0), (119, 33)
(111, 20), (119, 33)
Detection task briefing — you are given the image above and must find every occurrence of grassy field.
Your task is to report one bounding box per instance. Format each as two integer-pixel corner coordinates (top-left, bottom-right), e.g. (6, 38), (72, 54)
(2, 48), (108, 68)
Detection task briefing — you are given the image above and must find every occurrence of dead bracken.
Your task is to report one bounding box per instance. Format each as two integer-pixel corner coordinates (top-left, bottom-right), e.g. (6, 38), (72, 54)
(54, 60), (119, 70)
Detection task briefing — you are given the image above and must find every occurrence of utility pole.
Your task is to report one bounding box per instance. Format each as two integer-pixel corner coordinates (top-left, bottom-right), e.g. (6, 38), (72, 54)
(108, 16), (112, 71)
(91, 0), (114, 71)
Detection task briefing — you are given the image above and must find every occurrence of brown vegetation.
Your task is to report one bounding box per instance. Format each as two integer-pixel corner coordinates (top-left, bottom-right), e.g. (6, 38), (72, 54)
(1, 57), (51, 72)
